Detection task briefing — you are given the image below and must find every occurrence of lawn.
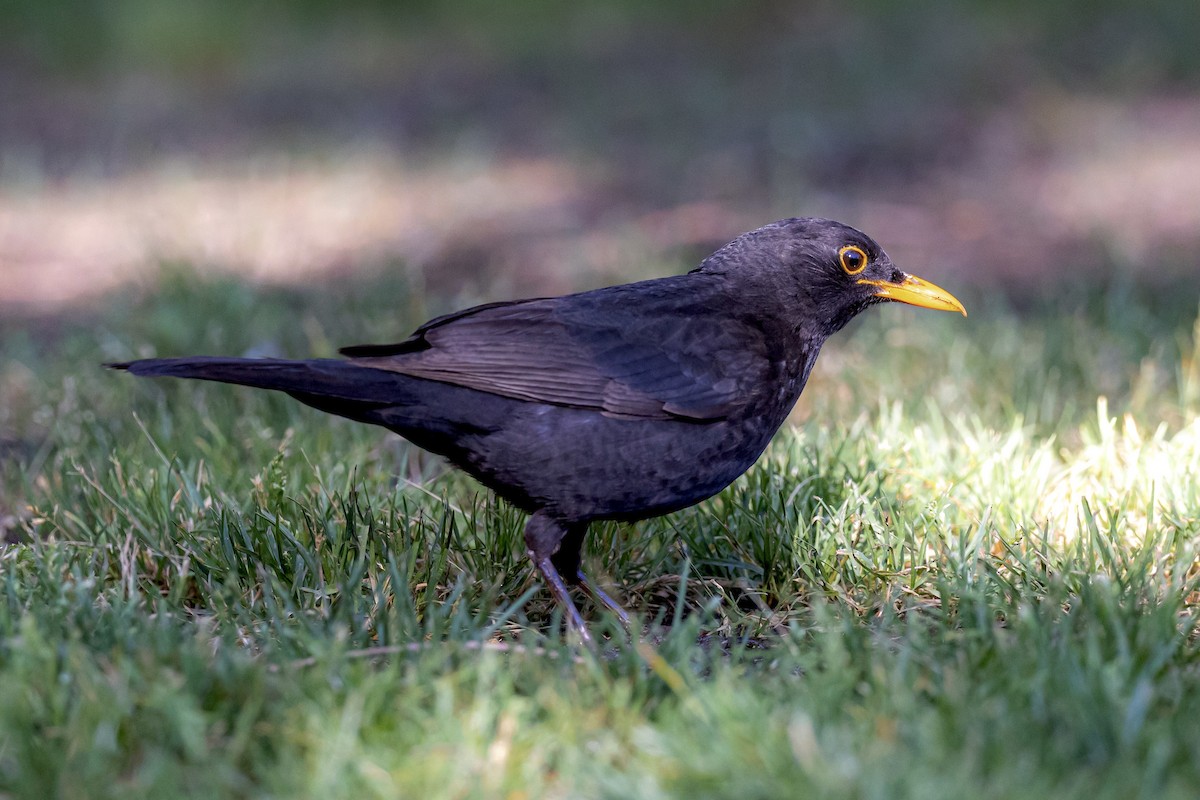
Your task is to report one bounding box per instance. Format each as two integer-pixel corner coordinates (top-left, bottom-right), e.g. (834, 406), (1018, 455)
(3, 1), (1200, 795)
(2, 262), (1198, 799)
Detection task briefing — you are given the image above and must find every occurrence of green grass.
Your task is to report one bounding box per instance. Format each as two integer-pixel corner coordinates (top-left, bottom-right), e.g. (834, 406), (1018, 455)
(2, 266), (1199, 798)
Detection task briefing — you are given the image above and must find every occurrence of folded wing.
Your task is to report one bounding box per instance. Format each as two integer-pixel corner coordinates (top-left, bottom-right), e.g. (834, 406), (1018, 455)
(342, 281), (776, 421)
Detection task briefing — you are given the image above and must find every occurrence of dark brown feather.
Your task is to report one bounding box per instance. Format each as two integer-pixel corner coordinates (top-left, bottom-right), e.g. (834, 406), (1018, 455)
(347, 277), (775, 421)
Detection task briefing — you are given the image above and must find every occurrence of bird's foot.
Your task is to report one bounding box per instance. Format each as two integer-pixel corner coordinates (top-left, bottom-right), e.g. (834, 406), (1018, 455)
(577, 569), (632, 629)
(530, 552), (594, 647)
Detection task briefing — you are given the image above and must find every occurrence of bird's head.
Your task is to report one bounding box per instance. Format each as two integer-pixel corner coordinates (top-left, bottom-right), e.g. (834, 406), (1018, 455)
(696, 217), (966, 338)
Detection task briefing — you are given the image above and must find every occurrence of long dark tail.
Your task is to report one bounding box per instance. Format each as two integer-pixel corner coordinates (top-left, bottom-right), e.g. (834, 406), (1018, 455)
(107, 357), (418, 419)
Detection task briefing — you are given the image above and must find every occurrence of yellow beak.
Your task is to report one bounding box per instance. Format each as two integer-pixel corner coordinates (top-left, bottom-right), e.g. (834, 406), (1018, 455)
(858, 274), (967, 316)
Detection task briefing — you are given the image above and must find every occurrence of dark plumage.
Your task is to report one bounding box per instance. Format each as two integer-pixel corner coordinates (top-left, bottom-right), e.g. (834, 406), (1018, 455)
(110, 217), (965, 643)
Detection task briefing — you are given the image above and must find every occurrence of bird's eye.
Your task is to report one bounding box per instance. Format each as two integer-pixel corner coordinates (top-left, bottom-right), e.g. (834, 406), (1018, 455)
(838, 245), (868, 275)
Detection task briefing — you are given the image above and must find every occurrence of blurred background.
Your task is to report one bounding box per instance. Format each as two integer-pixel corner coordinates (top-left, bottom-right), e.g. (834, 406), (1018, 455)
(2, 0), (1199, 316)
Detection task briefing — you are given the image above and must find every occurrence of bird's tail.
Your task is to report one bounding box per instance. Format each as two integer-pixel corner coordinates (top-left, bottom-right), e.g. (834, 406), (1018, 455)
(107, 357), (417, 419)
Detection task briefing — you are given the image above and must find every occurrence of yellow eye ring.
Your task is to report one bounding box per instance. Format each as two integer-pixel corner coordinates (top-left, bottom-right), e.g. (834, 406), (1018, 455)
(838, 245), (868, 275)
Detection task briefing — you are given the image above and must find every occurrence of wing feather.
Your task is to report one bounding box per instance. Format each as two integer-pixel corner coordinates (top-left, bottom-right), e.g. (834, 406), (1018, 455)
(345, 279), (777, 421)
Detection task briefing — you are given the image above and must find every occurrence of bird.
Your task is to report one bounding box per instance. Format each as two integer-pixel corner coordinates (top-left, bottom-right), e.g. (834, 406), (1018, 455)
(109, 217), (965, 644)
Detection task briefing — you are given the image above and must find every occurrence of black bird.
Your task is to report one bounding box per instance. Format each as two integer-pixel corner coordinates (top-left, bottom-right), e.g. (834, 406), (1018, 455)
(110, 217), (965, 643)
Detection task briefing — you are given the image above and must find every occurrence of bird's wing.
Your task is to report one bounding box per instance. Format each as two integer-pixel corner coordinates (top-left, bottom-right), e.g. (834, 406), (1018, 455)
(341, 285), (776, 421)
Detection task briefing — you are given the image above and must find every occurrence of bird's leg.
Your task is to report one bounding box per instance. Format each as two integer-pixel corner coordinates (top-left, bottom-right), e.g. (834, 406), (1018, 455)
(551, 523), (632, 629)
(524, 513), (592, 645)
